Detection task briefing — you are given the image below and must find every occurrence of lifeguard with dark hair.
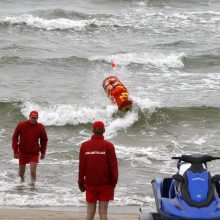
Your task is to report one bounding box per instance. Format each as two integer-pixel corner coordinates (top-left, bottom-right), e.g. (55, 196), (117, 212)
(103, 75), (132, 112)
(78, 121), (118, 220)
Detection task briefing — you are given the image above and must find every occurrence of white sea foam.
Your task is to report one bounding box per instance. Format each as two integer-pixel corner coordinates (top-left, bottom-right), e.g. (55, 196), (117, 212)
(0, 129), (6, 139)
(0, 14), (90, 30)
(187, 11), (220, 16)
(0, 189), (150, 207)
(8, 158), (78, 166)
(19, 96), (159, 140)
(132, 96), (159, 112)
(20, 101), (116, 126)
(136, 2), (147, 6)
(115, 145), (155, 164)
(20, 98), (158, 139)
(90, 52), (185, 69)
(105, 111), (138, 139)
(0, 177), (150, 207)
(41, 159), (78, 165)
(0, 190), (82, 207)
(183, 136), (207, 145)
(0, 13), (138, 30)
(1, 10), (218, 32)
(20, 100), (135, 139)
(0, 14), (134, 30)
(114, 143), (177, 169)
(113, 195), (153, 206)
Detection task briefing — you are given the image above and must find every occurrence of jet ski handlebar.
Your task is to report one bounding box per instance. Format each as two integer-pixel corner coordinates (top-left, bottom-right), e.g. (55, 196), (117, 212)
(172, 155), (220, 164)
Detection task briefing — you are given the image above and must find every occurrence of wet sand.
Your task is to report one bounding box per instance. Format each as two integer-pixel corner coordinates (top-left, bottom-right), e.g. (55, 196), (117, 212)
(0, 206), (139, 220)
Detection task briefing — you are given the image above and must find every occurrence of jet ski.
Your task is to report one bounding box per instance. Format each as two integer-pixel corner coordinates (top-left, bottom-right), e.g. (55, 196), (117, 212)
(139, 154), (220, 219)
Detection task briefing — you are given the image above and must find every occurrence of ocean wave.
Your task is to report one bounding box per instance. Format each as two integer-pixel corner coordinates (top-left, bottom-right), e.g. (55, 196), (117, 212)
(1, 9), (219, 31)
(90, 52), (185, 69)
(0, 51), (185, 69)
(184, 53), (220, 69)
(0, 56), (34, 64)
(0, 14), (129, 31)
(1, 101), (220, 125)
(20, 101), (117, 126)
(0, 97), (220, 144)
(0, 14), (90, 31)
(18, 99), (157, 139)
(5, 50), (219, 74)
(0, 55), (88, 66)
(31, 8), (90, 20)
(0, 99), (157, 138)
(154, 40), (195, 48)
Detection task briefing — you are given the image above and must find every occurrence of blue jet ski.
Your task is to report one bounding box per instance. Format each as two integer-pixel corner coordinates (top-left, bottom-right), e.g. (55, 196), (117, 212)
(139, 154), (220, 220)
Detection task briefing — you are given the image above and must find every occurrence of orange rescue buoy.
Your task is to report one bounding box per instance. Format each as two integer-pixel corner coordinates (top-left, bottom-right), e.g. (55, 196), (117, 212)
(103, 76), (132, 112)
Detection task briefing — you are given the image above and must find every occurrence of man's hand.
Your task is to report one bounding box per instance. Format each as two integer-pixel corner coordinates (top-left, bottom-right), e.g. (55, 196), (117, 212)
(14, 153), (19, 159)
(40, 154), (45, 160)
(79, 184), (86, 192)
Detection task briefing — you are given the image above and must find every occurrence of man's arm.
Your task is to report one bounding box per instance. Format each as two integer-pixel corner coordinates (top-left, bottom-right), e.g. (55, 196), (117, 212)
(108, 143), (118, 187)
(78, 145), (86, 192)
(12, 124), (20, 157)
(40, 125), (48, 159)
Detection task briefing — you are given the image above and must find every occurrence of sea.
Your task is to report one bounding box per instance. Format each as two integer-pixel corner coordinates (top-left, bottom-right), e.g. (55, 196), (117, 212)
(0, 0), (220, 212)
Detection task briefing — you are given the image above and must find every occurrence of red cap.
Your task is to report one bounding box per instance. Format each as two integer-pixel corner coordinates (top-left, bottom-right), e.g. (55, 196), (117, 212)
(92, 121), (105, 130)
(29, 111), (38, 119)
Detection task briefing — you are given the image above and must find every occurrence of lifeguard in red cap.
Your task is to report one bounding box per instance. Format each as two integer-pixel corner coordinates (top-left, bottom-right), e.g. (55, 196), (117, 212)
(103, 75), (132, 112)
(78, 121), (118, 220)
(12, 110), (48, 185)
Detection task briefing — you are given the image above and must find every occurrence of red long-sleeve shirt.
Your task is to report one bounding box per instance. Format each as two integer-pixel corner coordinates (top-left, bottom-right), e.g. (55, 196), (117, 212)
(12, 120), (48, 156)
(78, 134), (118, 189)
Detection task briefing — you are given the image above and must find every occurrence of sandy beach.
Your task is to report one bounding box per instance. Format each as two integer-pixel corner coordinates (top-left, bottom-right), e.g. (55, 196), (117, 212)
(0, 206), (139, 220)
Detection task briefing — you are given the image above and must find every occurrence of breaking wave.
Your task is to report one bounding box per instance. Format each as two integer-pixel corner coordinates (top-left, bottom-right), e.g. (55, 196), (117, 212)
(0, 14), (90, 31)
(1, 10), (219, 31)
(31, 8), (91, 20)
(3, 51), (219, 71)
(1, 100), (220, 138)
(90, 52), (185, 69)
(0, 52), (185, 70)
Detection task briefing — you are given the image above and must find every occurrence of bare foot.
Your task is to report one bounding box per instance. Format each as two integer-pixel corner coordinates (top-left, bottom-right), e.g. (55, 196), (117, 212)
(29, 180), (35, 187)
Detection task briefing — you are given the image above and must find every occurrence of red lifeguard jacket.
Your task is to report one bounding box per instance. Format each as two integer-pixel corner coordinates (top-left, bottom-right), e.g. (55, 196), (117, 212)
(103, 76), (132, 112)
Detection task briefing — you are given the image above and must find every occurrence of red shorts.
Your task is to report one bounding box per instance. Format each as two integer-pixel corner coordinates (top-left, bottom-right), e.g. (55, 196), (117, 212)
(19, 154), (39, 165)
(86, 185), (114, 203)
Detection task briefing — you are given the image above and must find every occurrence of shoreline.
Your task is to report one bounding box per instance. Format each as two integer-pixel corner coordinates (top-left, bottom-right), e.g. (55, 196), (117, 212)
(0, 206), (140, 220)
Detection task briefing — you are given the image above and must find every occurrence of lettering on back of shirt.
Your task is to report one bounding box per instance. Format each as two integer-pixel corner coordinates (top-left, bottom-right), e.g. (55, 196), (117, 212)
(85, 151), (106, 155)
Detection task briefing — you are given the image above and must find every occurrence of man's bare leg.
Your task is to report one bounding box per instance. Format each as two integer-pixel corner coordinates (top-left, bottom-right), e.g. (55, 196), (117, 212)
(30, 162), (37, 185)
(99, 201), (108, 220)
(86, 202), (97, 220)
(19, 164), (26, 182)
